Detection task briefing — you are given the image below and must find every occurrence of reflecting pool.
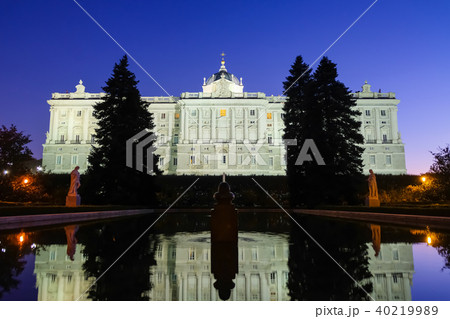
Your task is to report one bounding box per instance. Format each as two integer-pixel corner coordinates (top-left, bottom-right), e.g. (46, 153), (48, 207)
(1, 212), (450, 301)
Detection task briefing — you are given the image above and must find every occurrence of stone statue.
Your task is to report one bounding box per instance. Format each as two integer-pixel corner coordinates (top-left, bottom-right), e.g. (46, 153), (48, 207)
(66, 166), (81, 207)
(368, 169), (378, 198)
(64, 225), (79, 261)
(68, 166), (81, 196)
(366, 169), (380, 207)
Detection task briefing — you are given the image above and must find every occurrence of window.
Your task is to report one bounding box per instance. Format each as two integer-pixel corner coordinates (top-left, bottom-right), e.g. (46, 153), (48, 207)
(220, 109), (226, 117)
(386, 155), (392, 165)
(60, 135), (65, 142)
(173, 134), (179, 144)
(191, 110), (197, 117)
(269, 157), (274, 166)
(161, 113), (166, 119)
(175, 113), (180, 119)
(393, 250), (399, 260)
(156, 245), (163, 259)
(188, 248), (195, 260)
(190, 155), (196, 164)
(75, 135), (80, 143)
(61, 111), (66, 117)
(159, 157), (164, 166)
(67, 275), (72, 283)
(281, 113), (285, 119)
(250, 110), (256, 116)
(365, 110), (371, 116)
(250, 120), (255, 125)
(90, 135), (95, 143)
(383, 134), (388, 141)
(270, 272), (276, 284)
(203, 155), (209, 164)
(50, 251), (56, 261)
(369, 155), (376, 165)
(222, 155), (226, 164)
(56, 155), (62, 165)
(160, 134), (166, 144)
(251, 155), (256, 165)
(237, 155), (243, 165)
(77, 111), (82, 117)
(268, 135), (273, 144)
(267, 113), (272, 119)
(251, 248), (258, 260)
(71, 155), (78, 165)
(381, 110), (386, 117)
(392, 273), (401, 283)
(173, 157), (177, 166)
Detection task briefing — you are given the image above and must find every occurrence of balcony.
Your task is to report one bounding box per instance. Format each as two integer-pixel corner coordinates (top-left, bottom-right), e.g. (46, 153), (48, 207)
(365, 139), (377, 144)
(70, 140), (81, 144)
(382, 139), (393, 144)
(55, 140), (66, 144)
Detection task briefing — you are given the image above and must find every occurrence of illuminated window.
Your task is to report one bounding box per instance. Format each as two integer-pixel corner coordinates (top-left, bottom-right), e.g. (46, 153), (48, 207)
(267, 113), (272, 119)
(220, 109), (226, 117)
(175, 113), (180, 119)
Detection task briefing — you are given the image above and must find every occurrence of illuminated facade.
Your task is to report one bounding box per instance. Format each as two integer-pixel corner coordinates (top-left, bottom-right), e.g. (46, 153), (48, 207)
(42, 59), (406, 175)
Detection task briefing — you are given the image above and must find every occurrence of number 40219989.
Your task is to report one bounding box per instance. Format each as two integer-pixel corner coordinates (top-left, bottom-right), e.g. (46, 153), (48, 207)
(376, 305), (438, 316)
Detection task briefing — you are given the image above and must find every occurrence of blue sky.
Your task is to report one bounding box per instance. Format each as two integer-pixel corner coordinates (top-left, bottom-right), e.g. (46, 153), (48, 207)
(1, 0), (449, 174)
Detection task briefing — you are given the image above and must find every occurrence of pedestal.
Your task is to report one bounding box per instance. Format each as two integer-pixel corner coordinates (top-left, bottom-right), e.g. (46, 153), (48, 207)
(66, 195), (81, 207)
(365, 197), (380, 207)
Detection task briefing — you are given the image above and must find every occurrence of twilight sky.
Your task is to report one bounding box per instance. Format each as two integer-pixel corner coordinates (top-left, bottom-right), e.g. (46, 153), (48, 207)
(1, 0), (449, 175)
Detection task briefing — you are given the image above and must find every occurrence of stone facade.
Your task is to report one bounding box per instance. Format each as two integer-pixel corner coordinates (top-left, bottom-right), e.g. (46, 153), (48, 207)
(42, 61), (406, 175)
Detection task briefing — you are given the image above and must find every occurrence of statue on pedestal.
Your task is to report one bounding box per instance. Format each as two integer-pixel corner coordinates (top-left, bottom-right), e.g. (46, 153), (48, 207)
(365, 169), (380, 207)
(66, 166), (81, 207)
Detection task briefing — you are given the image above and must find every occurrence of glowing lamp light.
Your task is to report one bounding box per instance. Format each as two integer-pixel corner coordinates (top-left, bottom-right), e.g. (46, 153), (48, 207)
(3, 170), (8, 175)
(23, 178), (29, 184)
(427, 236), (432, 245)
(36, 166), (43, 172)
(421, 177), (427, 183)
(31, 243), (37, 249)
(1, 248), (5, 253)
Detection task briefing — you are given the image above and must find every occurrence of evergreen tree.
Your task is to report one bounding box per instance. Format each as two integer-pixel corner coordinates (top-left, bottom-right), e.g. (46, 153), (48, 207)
(86, 55), (159, 205)
(283, 56), (364, 207)
(282, 56), (313, 206)
(430, 144), (450, 200)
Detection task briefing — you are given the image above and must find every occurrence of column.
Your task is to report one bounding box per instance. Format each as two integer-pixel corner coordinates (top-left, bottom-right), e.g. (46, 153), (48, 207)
(168, 111), (174, 143)
(211, 109), (216, 142)
(245, 272), (250, 300)
(184, 108), (189, 143)
(57, 272), (65, 301)
(183, 275), (187, 301)
(67, 109), (73, 142)
(48, 107), (55, 143)
(52, 109), (59, 141)
(260, 272), (268, 301)
(211, 274), (216, 301)
(258, 109), (266, 142)
(385, 274), (393, 300)
(178, 276), (183, 301)
(391, 107), (399, 143)
(273, 111), (278, 145)
(181, 107), (186, 143)
(198, 108), (202, 142)
(165, 274), (170, 300)
(403, 273), (412, 300)
(73, 273), (81, 301)
(231, 108), (235, 141)
(197, 273), (201, 301)
(244, 109), (249, 142)
(375, 109), (381, 143)
(277, 270), (283, 301)
(83, 108), (89, 142)
(41, 274), (49, 301)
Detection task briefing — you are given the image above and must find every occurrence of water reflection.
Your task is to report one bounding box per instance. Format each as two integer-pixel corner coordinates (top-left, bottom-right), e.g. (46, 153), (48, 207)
(2, 213), (450, 301)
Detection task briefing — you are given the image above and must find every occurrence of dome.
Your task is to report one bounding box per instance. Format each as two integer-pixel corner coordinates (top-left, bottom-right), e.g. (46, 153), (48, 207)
(205, 70), (240, 85)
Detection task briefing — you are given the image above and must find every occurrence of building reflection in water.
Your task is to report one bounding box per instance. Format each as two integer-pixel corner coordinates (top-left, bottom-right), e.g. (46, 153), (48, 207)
(32, 227), (415, 301)
(34, 243), (93, 301)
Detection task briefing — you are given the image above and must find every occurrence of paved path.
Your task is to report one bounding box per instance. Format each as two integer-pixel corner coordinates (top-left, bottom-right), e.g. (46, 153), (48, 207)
(294, 209), (450, 230)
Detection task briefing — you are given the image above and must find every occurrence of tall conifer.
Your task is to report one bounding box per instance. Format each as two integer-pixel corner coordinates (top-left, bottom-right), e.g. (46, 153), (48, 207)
(86, 55), (158, 204)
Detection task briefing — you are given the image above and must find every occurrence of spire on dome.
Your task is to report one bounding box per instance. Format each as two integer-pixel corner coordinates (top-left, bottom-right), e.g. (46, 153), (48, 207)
(219, 52), (227, 72)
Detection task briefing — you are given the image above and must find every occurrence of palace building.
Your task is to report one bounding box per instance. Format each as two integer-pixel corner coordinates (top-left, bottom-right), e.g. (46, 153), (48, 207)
(42, 58), (407, 175)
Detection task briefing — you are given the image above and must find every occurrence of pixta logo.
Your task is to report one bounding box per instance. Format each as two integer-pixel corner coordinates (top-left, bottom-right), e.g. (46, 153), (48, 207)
(126, 129), (157, 174)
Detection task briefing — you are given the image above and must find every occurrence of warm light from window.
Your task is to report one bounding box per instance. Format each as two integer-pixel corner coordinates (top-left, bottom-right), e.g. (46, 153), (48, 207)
(19, 235), (24, 243)
(220, 109), (226, 117)
(267, 113), (272, 119)
(175, 113), (180, 119)
(427, 236), (432, 245)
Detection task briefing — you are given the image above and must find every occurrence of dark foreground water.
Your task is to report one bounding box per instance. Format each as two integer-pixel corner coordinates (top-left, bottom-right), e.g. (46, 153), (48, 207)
(1, 212), (450, 301)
